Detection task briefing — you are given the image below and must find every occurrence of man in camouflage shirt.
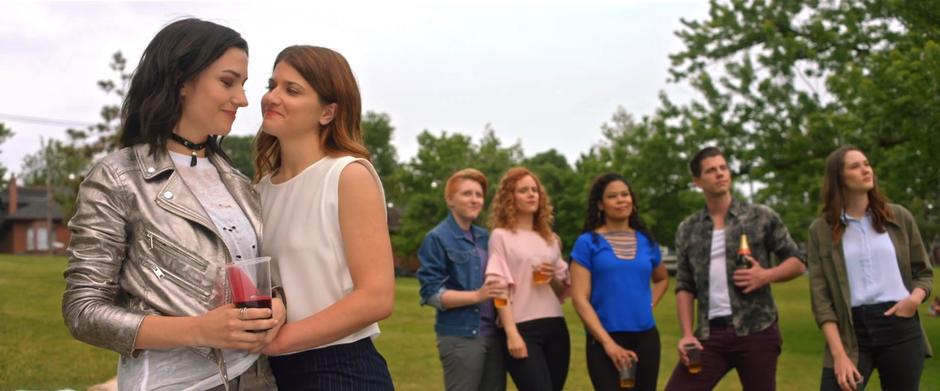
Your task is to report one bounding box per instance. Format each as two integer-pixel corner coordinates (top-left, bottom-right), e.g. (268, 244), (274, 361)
(664, 147), (806, 391)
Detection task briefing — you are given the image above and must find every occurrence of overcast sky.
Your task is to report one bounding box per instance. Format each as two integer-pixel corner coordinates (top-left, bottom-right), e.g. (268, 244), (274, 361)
(0, 1), (709, 177)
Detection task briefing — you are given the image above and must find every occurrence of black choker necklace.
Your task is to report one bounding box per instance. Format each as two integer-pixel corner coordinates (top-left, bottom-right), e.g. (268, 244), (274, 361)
(169, 133), (207, 166)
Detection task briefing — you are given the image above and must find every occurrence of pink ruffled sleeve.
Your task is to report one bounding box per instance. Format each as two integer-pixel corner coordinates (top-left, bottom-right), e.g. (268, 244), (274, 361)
(485, 229), (515, 287)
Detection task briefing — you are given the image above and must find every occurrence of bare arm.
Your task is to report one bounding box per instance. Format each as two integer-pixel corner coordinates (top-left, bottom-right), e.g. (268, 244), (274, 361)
(498, 302), (528, 359)
(651, 264), (669, 307)
(768, 256), (806, 282)
(264, 162), (395, 354)
(570, 262), (635, 369)
(440, 282), (505, 310)
(822, 322), (861, 391)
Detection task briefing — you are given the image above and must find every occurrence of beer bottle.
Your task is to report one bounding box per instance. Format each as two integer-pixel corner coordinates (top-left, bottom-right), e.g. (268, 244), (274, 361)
(735, 234), (752, 270)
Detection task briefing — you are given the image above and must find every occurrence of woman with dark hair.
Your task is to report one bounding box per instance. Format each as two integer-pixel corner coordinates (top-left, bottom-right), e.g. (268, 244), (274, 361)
(485, 166), (570, 391)
(254, 45), (395, 390)
(570, 173), (668, 391)
(63, 18), (283, 390)
(807, 146), (933, 391)
(416, 168), (508, 391)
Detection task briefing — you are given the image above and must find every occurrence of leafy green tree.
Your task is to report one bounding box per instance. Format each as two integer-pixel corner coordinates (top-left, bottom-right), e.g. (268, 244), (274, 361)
(362, 111), (399, 180)
(19, 51), (129, 220)
(20, 138), (87, 219)
(571, 107), (702, 249)
(0, 123), (12, 181)
(524, 149), (580, 252)
(471, 125), (524, 203)
(391, 127), (523, 266)
(391, 131), (475, 265)
(663, 0), (940, 244)
(66, 51), (128, 158)
(221, 135), (255, 180)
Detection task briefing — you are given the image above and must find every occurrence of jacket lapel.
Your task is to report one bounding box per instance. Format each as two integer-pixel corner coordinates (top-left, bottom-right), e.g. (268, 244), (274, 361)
(134, 145), (223, 246)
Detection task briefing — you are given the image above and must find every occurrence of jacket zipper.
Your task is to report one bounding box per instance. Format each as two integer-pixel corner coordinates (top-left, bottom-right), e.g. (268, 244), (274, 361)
(147, 260), (211, 299)
(146, 228), (210, 271)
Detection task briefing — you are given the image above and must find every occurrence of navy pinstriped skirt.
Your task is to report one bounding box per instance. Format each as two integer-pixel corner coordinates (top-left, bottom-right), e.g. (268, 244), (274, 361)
(269, 338), (394, 390)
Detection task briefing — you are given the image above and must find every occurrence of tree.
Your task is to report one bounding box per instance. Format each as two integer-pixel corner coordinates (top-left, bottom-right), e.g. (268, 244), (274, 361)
(391, 131), (475, 263)
(221, 135), (255, 180)
(19, 51), (129, 220)
(663, 0), (940, 243)
(390, 127), (523, 265)
(0, 123), (12, 181)
(20, 138), (87, 220)
(571, 107), (703, 248)
(524, 149), (579, 252)
(362, 111), (399, 180)
(65, 51), (128, 159)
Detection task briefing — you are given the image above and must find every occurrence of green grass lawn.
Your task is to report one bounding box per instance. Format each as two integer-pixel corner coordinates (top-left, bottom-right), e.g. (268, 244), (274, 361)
(2, 255), (938, 390)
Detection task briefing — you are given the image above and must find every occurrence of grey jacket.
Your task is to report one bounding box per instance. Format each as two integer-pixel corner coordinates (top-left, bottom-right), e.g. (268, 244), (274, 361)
(807, 203), (933, 367)
(62, 143), (262, 356)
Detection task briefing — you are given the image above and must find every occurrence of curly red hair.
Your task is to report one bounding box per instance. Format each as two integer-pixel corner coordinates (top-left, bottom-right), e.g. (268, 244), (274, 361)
(488, 166), (555, 244)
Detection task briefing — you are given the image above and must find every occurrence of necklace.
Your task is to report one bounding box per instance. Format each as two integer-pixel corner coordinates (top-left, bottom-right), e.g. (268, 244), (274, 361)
(169, 133), (207, 167)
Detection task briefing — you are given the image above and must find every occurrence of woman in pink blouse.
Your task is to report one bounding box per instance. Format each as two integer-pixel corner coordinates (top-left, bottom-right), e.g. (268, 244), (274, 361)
(485, 166), (570, 391)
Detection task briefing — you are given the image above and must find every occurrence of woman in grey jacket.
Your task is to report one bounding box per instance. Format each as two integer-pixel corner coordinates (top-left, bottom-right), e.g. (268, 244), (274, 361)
(63, 18), (284, 390)
(807, 146), (933, 391)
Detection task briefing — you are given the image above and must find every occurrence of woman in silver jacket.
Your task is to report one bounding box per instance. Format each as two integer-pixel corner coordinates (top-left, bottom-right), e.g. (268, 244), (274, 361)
(62, 18), (284, 390)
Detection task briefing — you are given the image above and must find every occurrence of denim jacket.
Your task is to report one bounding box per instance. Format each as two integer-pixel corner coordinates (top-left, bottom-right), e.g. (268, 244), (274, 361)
(416, 213), (489, 336)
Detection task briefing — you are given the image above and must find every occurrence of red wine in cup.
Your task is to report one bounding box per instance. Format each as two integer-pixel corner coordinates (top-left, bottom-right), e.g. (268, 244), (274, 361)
(235, 295), (273, 333)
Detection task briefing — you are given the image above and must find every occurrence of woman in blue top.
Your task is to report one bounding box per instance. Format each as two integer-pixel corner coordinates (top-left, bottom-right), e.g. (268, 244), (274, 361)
(570, 173), (669, 391)
(417, 168), (509, 391)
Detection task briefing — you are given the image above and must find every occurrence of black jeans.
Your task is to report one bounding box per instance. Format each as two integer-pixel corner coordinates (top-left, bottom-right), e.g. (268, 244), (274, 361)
(269, 337), (394, 391)
(820, 302), (926, 391)
(504, 317), (570, 391)
(586, 327), (660, 391)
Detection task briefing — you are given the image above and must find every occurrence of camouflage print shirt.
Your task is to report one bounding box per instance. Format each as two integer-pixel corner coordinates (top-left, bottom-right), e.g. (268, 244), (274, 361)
(674, 198), (805, 339)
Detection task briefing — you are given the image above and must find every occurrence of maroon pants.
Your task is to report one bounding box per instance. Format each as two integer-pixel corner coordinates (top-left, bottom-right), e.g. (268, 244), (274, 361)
(664, 322), (782, 391)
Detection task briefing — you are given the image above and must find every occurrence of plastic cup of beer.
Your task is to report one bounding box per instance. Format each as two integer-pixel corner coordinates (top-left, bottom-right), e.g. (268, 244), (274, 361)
(619, 357), (637, 388)
(493, 296), (508, 308)
(532, 268), (552, 285)
(685, 343), (702, 374)
(532, 259), (555, 285)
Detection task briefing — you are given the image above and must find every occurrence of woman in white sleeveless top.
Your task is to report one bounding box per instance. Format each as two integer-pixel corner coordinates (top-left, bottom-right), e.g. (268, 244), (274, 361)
(253, 45), (395, 390)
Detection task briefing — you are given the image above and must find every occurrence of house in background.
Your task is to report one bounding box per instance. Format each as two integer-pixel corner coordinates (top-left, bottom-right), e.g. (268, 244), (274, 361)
(0, 175), (70, 254)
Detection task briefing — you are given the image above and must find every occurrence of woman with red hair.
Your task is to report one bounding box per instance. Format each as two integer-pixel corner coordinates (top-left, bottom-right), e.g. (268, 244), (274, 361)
(485, 167), (570, 391)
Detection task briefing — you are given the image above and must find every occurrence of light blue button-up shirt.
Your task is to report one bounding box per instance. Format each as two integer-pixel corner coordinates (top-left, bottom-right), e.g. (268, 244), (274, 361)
(841, 212), (910, 307)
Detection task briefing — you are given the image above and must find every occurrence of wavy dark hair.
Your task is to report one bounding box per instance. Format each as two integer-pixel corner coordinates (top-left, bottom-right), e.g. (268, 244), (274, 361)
(119, 18), (248, 160)
(582, 173), (656, 244)
(821, 146), (893, 244)
(254, 45), (369, 181)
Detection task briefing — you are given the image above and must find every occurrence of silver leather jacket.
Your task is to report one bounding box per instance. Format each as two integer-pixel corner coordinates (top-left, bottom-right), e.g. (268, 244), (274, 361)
(62, 143), (262, 356)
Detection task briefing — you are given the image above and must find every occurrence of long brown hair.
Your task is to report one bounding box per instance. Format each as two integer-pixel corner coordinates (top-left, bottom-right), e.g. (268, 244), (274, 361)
(820, 145), (894, 243)
(254, 45), (369, 181)
(488, 166), (555, 244)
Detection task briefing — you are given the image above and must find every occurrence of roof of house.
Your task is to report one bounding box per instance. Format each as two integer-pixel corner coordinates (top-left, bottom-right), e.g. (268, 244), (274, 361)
(0, 185), (66, 225)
